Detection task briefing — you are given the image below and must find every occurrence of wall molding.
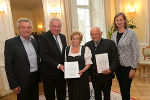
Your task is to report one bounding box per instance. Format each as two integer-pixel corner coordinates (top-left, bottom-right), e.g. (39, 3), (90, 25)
(145, 0), (150, 45)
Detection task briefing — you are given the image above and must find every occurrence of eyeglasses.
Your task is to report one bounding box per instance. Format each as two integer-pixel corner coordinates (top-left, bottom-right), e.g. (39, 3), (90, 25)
(72, 38), (81, 40)
(50, 25), (61, 28)
(19, 26), (32, 29)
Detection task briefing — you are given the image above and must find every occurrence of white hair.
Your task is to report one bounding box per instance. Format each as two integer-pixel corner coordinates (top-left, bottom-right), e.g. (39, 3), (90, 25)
(49, 17), (62, 26)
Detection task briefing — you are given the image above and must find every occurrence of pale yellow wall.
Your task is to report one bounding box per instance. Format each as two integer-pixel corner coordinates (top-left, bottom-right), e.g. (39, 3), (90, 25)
(110, 0), (117, 25)
(32, 7), (45, 33)
(121, 0), (147, 43)
(11, 9), (35, 34)
(11, 7), (44, 34)
(149, 1), (150, 44)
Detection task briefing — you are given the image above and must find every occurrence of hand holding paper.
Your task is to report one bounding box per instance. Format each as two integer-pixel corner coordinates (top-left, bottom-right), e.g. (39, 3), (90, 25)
(102, 69), (111, 75)
(95, 53), (109, 73)
(78, 69), (84, 76)
(64, 61), (80, 79)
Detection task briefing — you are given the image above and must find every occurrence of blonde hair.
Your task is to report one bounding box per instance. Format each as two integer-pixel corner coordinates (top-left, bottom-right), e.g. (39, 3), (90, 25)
(71, 31), (83, 41)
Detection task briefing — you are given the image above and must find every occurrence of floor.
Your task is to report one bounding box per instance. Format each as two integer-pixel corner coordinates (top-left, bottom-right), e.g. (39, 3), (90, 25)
(112, 68), (150, 100)
(0, 67), (150, 100)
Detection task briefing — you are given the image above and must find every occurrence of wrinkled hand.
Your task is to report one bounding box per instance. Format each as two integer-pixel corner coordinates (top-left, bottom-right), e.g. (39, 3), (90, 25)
(129, 69), (135, 79)
(59, 65), (65, 72)
(102, 69), (111, 75)
(13, 86), (21, 95)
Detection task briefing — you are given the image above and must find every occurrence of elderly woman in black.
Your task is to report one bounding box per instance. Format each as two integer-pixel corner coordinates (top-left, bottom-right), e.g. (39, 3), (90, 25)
(112, 12), (138, 100)
(65, 31), (92, 100)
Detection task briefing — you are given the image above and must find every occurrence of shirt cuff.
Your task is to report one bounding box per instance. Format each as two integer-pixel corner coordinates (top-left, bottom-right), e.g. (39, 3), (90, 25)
(57, 64), (61, 69)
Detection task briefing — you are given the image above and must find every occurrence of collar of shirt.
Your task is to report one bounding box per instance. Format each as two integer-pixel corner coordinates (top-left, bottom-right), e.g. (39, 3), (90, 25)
(20, 35), (32, 43)
(53, 34), (60, 40)
(94, 37), (101, 44)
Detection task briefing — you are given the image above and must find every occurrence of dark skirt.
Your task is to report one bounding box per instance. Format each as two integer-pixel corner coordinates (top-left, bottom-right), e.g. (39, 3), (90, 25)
(67, 71), (90, 100)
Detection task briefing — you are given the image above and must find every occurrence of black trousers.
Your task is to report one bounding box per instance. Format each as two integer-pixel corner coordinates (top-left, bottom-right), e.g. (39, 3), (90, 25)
(17, 72), (39, 100)
(43, 78), (66, 100)
(116, 65), (132, 100)
(91, 74), (112, 100)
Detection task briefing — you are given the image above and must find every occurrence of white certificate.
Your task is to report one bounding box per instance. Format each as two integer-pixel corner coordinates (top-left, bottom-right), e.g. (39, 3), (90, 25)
(64, 61), (80, 79)
(95, 53), (109, 73)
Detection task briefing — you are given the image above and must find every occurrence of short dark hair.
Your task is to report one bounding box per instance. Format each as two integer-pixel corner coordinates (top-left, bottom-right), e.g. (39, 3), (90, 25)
(113, 12), (128, 31)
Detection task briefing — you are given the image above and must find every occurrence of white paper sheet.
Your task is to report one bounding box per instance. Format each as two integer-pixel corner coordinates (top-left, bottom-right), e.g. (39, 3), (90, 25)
(95, 53), (109, 73)
(64, 61), (80, 79)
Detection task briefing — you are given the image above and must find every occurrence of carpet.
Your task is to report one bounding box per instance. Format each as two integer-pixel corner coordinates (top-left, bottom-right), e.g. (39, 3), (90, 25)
(39, 90), (135, 100)
(39, 83), (136, 100)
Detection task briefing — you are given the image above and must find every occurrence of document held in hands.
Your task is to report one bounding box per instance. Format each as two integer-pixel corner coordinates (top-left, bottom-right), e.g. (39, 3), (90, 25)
(64, 61), (80, 79)
(95, 53), (109, 73)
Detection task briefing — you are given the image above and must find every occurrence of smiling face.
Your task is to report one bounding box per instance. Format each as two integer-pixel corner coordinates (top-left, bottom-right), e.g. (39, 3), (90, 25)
(115, 15), (125, 29)
(71, 34), (81, 46)
(50, 20), (62, 36)
(18, 21), (32, 39)
(90, 27), (102, 42)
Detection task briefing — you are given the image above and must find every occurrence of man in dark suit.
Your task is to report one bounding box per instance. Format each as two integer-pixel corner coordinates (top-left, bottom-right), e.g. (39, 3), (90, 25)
(85, 27), (119, 100)
(38, 18), (67, 100)
(4, 18), (40, 100)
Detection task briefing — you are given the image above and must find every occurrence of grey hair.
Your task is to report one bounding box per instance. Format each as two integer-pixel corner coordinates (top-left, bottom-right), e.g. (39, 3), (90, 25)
(49, 17), (62, 26)
(90, 27), (102, 33)
(17, 18), (32, 28)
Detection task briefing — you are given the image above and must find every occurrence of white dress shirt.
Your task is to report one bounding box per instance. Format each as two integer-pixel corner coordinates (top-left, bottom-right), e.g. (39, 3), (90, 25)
(20, 36), (38, 72)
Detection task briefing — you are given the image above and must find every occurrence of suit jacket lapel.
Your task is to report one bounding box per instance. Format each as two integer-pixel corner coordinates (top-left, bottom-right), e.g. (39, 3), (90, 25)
(46, 31), (62, 54)
(97, 38), (104, 50)
(118, 28), (128, 46)
(113, 32), (117, 46)
(16, 36), (30, 64)
(90, 39), (105, 55)
(31, 38), (38, 54)
(91, 39), (103, 49)
(59, 34), (66, 51)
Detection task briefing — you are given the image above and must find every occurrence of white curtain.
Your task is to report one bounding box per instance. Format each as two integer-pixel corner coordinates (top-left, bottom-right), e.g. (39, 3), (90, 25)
(92, 0), (107, 38)
(42, 0), (51, 31)
(104, 0), (111, 36)
(104, 0), (120, 38)
(60, 0), (72, 45)
(0, 0), (15, 97)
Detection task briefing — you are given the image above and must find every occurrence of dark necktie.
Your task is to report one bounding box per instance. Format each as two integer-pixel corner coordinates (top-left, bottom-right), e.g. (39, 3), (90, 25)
(55, 36), (61, 53)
